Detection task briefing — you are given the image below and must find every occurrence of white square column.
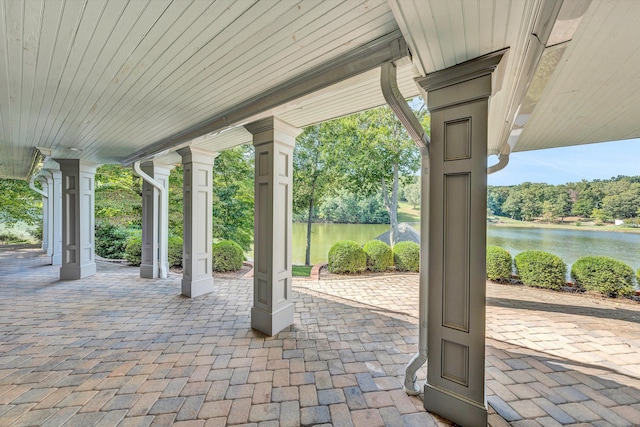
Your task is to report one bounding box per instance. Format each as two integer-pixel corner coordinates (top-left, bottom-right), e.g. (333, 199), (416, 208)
(177, 147), (216, 298)
(416, 51), (504, 427)
(50, 170), (63, 266)
(54, 160), (97, 280)
(40, 178), (51, 256)
(245, 117), (301, 336)
(140, 161), (172, 279)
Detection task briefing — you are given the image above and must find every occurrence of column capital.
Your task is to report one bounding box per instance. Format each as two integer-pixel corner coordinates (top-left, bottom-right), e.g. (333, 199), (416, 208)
(416, 50), (506, 111)
(140, 159), (177, 172)
(53, 159), (98, 174)
(177, 146), (218, 165)
(245, 117), (301, 148)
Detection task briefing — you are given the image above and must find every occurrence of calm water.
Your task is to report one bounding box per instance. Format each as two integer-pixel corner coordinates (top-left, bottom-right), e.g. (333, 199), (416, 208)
(291, 222), (640, 273)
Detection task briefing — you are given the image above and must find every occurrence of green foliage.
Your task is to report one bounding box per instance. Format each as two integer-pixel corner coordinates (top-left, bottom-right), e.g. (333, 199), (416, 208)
(404, 183), (421, 209)
(317, 190), (389, 224)
(95, 165), (142, 227)
(0, 231), (29, 244)
(212, 146), (254, 251)
(637, 268), (640, 285)
(393, 241), (420, 272)
(490, 176), (640, 222)
(124, 236), (142, 266)
(571, 256), (634, 297)
(0, 179), (41, 227)
(486, 246), (512, 282)
(363, 240), (392, 272)
(514, 250), (566, 290)
(168, 236), (183, 267)
(328, 240), (366, 274)
(212, 240), (244, 272)
(95, 222), (130, 259)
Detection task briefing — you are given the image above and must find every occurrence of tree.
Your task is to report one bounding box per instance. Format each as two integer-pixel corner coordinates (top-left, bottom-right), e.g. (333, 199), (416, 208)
(212, 145), (254, 251)
(95, 165), (142, 227)
(332, 103), (427, 246)
(293, 123), (340, 265)
(0, 179), (41, 227)
(404, 183), (421, 209)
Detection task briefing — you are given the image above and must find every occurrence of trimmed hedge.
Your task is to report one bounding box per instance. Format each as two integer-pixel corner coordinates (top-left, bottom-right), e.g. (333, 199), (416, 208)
(328, 240), (366, 274)
(95, 222), (129, 259)
(514, 250), (566, 290)
(124, 236), (142, 266)
(168, 236), (183, 267)
(363, 240), (392, 272)
(486, 246), (512, 282)
(393, 241), (420, 272)
(571, 256), (634, 297)
(124, 235), (183, 268)
(212, 240), (244, 272)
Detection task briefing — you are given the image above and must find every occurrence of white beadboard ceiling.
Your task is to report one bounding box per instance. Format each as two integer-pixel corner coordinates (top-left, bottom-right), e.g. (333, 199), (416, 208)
(2, 0), (640, 179)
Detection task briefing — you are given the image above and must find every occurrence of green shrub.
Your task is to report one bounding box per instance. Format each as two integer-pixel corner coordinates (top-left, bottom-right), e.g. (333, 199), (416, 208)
(637, 268), (640, 286)
(328, 240), (366, 274)
(363, 240), (392, 272)
(124, 236), (142, 266)
(168, 236), (183, 267)
(393, 241), (420, 272)
(95, 222), (129, 259)
(212, 240), (244, 272)
(571, 256), (634, 297)
(486, 246), (512, 282)
(0, 231), (28, 244)
(514, 250), (566, 290)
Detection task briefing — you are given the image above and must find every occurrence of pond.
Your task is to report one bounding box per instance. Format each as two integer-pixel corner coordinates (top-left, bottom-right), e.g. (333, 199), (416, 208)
(291, 222), (640, 274)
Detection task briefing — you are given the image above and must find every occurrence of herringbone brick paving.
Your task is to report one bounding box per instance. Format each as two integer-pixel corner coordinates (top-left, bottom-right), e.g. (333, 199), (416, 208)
(2, 248), (640, 426)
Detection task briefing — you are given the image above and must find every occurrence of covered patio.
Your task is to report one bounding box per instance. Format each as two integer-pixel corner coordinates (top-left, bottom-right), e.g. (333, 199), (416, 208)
(2, 248), (640, 426)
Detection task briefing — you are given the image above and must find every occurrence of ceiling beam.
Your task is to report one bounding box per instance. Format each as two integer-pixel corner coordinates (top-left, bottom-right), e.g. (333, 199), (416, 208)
(122, 31), (410, 166)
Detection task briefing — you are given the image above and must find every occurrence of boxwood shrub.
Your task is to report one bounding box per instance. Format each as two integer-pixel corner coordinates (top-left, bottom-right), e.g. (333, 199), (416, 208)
(571, 256), (634, 297)
(514, 250), (566, 290)
(212, 240), (244, 272)
(328, 240), (366, 274)
(124, 236), (142, 266)
(363, 240), (392, 272)
(95, 222), (129, 259)
(486, 246), (512, 282)
(124, 235), (183, 268)
(168, 236), (183, 267)
(393, 241), (420, 272)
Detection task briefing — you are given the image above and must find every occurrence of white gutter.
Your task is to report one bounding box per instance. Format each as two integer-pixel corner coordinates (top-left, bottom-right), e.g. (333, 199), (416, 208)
(133, 161), (168, 278)
(380, 62), (430, 395)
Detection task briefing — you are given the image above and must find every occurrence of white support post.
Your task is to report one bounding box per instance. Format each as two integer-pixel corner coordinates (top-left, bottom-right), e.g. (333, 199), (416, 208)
(245, 117), (301, 336)
(415, 51), (504, 427)
(54, 160), (97, 280)
(50, 170), (63, 266)
(177, 147), (216, 298)
(40, 178), (51, 256)
(139, 161), (172, 279)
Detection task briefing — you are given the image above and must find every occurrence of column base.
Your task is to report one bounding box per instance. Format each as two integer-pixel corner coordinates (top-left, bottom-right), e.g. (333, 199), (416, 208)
(52, 254), (62, 266)
(251, 303), (294, 336)
(182, 276), (214, 298)
(59, 262), (97, 280)
(140, 263), (158, 279)
(424, 382), (487, 427)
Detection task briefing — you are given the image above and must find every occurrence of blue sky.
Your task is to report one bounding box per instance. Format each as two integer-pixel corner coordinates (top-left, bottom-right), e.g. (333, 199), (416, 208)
(488, 138), (640, 186)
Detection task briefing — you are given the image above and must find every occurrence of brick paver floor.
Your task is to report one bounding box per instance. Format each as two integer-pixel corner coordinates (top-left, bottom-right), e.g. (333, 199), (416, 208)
(2, 248), (640, 426)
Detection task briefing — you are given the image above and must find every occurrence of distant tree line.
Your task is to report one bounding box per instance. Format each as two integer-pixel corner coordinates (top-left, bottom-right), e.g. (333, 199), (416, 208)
(489, 175), (640, 223)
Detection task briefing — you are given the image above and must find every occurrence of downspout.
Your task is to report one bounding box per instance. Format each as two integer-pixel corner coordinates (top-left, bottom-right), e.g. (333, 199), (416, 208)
(488, 144), (511, 175)
(29, 173), (47, 198)
(380, 62), (430, 395)
(133, 161), (168, 279)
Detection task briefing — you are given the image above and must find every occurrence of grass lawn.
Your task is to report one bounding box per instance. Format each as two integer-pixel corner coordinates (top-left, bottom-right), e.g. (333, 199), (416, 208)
(292, 265), (312, 277)
(397, 201), (420, 223)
